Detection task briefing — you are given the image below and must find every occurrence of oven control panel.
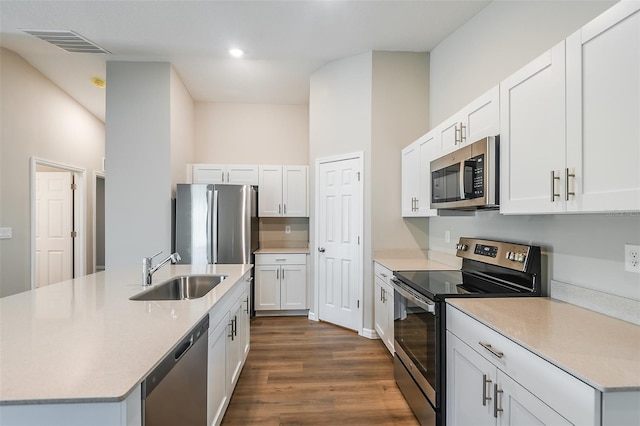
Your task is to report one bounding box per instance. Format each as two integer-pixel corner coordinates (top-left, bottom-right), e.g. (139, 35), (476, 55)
(455, 237), (539, 272)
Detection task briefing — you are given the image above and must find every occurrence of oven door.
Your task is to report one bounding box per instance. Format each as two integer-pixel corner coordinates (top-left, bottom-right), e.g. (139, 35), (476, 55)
(391, 278), (438, 423)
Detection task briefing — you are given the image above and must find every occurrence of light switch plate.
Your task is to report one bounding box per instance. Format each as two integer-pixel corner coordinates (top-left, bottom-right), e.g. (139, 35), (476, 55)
(0, 227), (12, 239)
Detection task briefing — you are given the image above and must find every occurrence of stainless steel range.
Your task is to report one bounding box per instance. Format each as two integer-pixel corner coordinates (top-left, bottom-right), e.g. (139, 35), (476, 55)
(390, 237), (542, 426)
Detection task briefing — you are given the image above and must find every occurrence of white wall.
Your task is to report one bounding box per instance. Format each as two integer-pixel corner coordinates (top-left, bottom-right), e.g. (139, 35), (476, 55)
(309, 51), (433, 331)
(0, 48), (105, 297)
(105, 62), (172, 269)
(427, 0), (639, 301)
(194, 103), (308, 165)
(309, 51), (373, 325)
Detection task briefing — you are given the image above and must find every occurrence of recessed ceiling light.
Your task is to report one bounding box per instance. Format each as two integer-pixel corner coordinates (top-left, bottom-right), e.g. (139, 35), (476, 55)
(229, 48), (244, 58)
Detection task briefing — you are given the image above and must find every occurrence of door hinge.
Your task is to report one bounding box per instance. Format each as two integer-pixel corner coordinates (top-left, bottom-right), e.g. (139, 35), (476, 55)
(357, 236), (360, 245)
(357, 300), (360, 308)
(356, 172), (361, 181)
(70, 183), (77, 190)
(70, 231), (77, 238)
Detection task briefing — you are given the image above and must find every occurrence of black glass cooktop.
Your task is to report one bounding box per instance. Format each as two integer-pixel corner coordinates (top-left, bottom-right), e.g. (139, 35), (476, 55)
(393, 269), (529, 300)
(393, 270), (464, 299)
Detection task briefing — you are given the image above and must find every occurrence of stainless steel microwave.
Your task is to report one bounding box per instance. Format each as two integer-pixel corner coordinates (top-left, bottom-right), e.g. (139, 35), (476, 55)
(430, 136), (499, 210)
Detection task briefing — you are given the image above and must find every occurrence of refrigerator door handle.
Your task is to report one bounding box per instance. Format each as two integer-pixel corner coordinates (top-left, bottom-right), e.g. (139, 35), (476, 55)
(212, 189), (219, 264)
(206, 186), (213, 264)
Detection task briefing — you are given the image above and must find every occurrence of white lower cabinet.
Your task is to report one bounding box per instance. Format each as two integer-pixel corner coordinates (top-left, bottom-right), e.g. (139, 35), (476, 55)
(373, 262), (394, 354)
(446, 304), (599, 426)
(255, 253), (307, 311)
(207, 274), (251, 426)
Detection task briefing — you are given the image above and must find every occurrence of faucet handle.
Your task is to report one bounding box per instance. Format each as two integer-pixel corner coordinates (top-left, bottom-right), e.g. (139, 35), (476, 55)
(172, 252), (181, 263)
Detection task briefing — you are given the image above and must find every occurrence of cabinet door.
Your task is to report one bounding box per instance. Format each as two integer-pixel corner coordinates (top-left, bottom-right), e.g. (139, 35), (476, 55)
(497, 372), (571, 426)
(464, 85), (499, 143)
(447, 331), (496, 426)
(283, 166), (308, 217)
(227, 165), (259, 185)
(439, 115), (462, 154)
(281, 264), (307, 309)
(254, 265), (280, 310)
(374, 276), (388, 347)
(500, 42), (567, 214)
(418, 132), (439, 216)
(383, 280), (394, 353)
(239, 289), (251, 359)
(193, 164), (226, 184)
(207, 315), (229, 426)
(227, 300), (245, 388)
(401, 143), (420, 217)
(566, 2), (640, 212)
(258, 165), (283, 216)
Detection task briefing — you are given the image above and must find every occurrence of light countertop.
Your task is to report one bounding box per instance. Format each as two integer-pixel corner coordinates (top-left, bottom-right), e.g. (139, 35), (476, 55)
(448, 297), (640, 392)
(254, 247), (310, 254)
(0, 264), (252, 405)
(374, 257), (456, 272)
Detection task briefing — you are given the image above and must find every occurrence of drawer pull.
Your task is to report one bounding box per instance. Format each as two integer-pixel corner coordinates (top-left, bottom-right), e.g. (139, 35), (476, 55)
(482, 374), (492, 406)
(479, 341), (504, 359)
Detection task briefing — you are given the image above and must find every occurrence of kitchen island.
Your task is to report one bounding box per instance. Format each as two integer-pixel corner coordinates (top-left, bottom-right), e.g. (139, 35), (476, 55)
(0, 263), (252, 425)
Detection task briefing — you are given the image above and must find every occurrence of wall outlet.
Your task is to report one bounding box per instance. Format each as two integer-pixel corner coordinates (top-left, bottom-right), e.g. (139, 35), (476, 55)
(285, 225), (291, 234)
(625, 244), (640, 273)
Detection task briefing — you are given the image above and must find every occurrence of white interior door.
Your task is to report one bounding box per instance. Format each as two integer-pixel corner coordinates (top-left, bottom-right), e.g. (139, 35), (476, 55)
(317, 156), (362, 331)
(35, 172), (73, 287)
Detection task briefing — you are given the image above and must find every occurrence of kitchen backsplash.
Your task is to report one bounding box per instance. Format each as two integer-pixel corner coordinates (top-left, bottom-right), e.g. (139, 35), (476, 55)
(259, 217), (309, 249)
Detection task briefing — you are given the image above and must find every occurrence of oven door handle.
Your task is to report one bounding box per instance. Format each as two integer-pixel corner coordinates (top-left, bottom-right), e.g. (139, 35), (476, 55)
(390, 278), (435, 314)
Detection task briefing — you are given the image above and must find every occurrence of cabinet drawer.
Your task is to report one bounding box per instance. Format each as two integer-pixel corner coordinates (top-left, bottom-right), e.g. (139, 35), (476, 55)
(255, 253), (307, 265)
(446, 304), (599, 425)
(374, 262), (392, 282)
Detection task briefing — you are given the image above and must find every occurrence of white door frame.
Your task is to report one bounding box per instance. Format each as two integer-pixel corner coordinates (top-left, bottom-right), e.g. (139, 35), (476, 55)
(93, 171), (105, 272)
(313, 151), (364, 334)
(30, 157), (86, 289)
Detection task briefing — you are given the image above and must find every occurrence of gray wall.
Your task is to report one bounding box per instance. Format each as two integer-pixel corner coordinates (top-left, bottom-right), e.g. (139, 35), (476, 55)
(427, 0), (639, 301)
(105, 62), (172, 269)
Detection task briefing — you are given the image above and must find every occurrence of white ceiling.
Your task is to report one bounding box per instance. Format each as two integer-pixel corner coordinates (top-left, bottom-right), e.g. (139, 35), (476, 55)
(0, 1), (492, 122)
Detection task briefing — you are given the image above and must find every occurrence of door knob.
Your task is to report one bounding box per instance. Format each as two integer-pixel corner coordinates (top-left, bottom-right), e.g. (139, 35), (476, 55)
(318, 247), (326, 253)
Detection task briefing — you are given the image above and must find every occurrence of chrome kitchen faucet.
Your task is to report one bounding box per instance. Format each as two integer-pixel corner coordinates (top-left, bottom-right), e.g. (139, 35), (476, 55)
(142, 251), (181, 285)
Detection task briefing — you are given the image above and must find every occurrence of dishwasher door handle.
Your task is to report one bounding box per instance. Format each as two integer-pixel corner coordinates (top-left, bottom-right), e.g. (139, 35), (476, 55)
(174, 335), (194, 361)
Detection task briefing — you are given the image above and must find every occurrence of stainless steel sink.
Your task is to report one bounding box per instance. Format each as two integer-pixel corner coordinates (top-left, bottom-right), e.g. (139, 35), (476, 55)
(130, 274), (227, 301)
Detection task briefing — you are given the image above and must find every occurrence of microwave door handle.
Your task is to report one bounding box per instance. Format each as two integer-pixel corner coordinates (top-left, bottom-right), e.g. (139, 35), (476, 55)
(462, 160), (475, 199)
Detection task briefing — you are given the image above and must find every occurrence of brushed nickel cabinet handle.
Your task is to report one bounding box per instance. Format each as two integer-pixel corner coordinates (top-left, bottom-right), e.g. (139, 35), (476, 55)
(566, 168), (575, 201)
(482, 374), (492, 406)
(460, 123), (466, 143)
(284, 204), (287, 214)
(455, 124), (460, 145)
(278, 204), (282, 214)
(479, 341), (504, 359)
(550, 171), (560, 202)
(494, 384), (503, 418)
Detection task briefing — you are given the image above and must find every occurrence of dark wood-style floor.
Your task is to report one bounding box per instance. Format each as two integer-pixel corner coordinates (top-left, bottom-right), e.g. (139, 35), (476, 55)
(221, 316), (419, 425)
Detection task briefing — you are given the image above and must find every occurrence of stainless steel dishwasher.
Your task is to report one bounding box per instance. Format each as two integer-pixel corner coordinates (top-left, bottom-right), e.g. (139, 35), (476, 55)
(143, 315), (209, 426)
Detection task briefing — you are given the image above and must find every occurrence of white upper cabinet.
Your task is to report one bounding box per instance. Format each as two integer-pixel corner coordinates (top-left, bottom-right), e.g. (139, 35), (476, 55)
(566, 1), (640, 213)
(500, 42), (567, 214)
(401, 143), (420, 216)
(438, 86), (500, 154)
(192, 164), (259, 185)
(401, 130), (439, 217)
(501, 1), (640, 215)
(258, 165), (308, 217)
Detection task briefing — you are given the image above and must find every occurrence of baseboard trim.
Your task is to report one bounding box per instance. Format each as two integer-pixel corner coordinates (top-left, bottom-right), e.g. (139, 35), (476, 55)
(361, 327), (379, 339)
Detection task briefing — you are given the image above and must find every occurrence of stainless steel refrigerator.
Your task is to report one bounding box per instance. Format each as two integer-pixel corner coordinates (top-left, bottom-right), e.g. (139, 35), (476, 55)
(175, 184), (258, 311)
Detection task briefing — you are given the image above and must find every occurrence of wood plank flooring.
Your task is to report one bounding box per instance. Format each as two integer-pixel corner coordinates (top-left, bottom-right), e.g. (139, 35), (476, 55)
(221, 316), (419, 425)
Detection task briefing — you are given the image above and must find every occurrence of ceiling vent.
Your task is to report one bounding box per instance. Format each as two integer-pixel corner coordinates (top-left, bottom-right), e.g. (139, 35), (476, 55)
(22, 30), (110, 54)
